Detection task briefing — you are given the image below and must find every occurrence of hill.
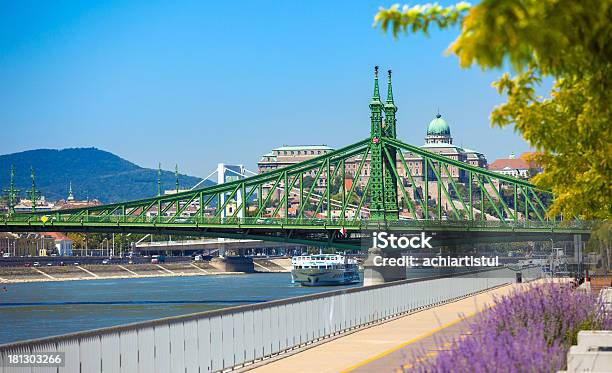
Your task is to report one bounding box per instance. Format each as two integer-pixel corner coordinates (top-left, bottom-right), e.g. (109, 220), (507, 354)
(0, 148), (213, 203)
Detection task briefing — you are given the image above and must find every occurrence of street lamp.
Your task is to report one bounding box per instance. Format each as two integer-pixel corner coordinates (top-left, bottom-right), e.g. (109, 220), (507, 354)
(102, 238), (108, 257)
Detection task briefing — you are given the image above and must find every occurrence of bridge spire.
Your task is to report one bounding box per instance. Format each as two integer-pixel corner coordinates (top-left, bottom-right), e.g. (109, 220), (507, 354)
(30, 167), (39, 212)
(370, 66), (383, 138)
(157, 163), (162, 196)
(371, 66), (381, 103)
(382, 69), (399, 215)
(67, 181), (75, 201)
(384, 69), (397, 139)
(175, 164), (179, 193)
(386, 70), (394, 104)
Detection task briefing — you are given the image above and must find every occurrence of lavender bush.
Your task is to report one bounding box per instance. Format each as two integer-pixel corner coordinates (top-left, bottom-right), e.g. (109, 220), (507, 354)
(409, 283), (612, 372)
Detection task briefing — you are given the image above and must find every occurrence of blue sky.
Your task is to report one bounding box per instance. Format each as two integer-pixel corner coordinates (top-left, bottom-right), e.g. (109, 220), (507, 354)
(0, 0), (532, 177)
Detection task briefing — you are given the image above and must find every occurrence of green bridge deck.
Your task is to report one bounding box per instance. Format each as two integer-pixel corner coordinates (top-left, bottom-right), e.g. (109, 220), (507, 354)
(0, 215), (591, 250)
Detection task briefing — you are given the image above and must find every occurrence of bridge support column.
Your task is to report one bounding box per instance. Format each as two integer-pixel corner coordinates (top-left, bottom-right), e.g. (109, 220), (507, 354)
(363, 248), (406, 286)
(574, 234), (583, 275)
(210, 256), (254, 273)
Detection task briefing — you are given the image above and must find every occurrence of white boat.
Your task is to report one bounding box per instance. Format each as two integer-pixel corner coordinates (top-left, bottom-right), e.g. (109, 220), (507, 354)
(291, 254), (361, 286)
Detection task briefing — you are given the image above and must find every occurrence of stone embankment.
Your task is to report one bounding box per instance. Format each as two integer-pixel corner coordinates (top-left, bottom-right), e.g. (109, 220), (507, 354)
(0, 257), (291, 283)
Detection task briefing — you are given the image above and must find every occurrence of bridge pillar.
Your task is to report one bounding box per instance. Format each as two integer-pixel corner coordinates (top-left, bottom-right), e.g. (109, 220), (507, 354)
(217, 163), (245, 219)
(363, 248), (406, 286)
(210, 256), (254, 273)
(368, 67), (399, 221)
(574, 234), (583, 274)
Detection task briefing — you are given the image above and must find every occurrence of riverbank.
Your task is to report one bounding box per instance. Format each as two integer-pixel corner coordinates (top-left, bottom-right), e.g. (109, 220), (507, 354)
(0, 258), (291, 284)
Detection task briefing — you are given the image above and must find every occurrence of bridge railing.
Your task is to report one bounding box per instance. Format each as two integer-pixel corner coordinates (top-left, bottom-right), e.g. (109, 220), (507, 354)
(0, 266), (540, 373)
(1, 213), (590, 231)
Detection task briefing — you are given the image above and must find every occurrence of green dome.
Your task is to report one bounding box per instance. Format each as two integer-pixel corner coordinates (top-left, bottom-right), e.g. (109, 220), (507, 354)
(427, 114), (451, 136)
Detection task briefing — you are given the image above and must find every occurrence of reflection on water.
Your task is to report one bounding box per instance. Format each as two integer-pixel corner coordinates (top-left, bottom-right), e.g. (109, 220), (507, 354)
(0, 273), (358, 344)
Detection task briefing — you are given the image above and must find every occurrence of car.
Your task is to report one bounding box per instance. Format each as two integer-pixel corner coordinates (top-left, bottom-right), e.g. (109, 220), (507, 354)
(2, 252), (11, 258)
(73, 262), (80, 266)
(46, 262), (53, 266)
(33, 262), (40, 267)
(102, 259), (110, 265)
(128, 260), (133, 264)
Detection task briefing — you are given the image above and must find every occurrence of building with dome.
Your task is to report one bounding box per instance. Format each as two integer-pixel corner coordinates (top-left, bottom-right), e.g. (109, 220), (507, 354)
(425, 113), (453, 144)
(403, 113), (488, 183)
(343, 113), (488, 187)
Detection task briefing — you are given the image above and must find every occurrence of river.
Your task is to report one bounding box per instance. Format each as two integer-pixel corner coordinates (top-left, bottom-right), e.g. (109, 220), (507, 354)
(0, 273), (360, 344)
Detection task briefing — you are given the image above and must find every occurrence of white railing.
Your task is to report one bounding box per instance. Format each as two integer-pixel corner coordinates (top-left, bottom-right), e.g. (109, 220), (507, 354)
(0, 266), (540, 373)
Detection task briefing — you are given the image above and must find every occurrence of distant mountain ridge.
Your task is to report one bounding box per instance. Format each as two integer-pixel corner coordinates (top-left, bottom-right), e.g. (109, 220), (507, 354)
(0, 148), (212, 203)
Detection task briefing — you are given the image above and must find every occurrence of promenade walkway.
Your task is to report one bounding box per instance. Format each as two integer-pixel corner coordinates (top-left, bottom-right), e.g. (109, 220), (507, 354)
(247, 283), (526, 373)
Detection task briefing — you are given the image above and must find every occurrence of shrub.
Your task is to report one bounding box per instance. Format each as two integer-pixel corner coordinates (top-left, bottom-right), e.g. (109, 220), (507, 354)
(409, 283), (611, 372)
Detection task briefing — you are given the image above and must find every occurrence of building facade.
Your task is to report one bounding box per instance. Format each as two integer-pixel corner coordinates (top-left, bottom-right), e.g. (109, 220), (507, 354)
(45, 232), (74, 256)
(489, 152), (540, 178)
(13, 196), (55, 213)
(258, 145), (333, 175)
(0, 232), (57, 257)
(258, 145), (334, 200)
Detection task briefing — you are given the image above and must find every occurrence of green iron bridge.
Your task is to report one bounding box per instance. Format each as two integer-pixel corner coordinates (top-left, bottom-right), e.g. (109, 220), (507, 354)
(0, 68), (591, 249)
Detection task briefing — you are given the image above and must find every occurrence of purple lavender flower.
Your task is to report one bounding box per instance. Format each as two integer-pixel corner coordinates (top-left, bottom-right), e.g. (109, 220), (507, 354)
(408, 283), (611, 372)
